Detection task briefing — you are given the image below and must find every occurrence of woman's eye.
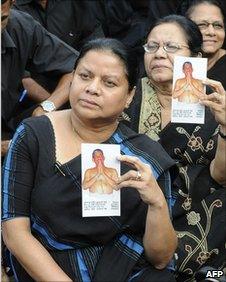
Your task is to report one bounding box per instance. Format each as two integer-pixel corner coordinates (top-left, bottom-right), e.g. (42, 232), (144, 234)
(79, 73), (89, 80)
(198, 23), (208, 29)
(105, 81), (116, 87)
(213, 23), (224, 29)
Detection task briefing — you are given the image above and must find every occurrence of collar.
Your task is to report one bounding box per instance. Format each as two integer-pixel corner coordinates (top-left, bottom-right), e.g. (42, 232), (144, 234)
(1, 29), (16, 54)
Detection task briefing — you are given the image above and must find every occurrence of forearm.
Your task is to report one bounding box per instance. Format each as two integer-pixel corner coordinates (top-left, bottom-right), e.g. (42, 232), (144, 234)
(83, 174), (98, 188)
(3, 222), (72, 281)
(22, 77), (50, 102)
(210, 125), (226, 187)
(1, 140), (11, 156)
(143, 200), (177, 269)
(172, 88), (184, 98)
(103, 173), (117, 186)
(32, 72), (73, 116)
(47, 72), (73, 108)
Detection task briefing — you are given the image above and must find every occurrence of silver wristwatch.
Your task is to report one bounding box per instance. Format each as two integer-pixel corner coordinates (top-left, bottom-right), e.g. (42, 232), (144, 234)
(40, 101), (56, 112)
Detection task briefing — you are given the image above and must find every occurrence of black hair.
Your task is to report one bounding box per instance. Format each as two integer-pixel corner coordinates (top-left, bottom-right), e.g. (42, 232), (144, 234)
(74, 38), (138, 91)
(183, 61), (193, 68)
(92, 149), (104, 158)
(184, 0), (225, 21)
(146, 14), (203, 56)
(183, 61), (192, 65)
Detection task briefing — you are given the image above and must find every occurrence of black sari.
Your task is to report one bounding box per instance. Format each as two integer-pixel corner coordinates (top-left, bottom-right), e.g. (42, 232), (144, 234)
(124, 77), (226, 281)
(2, 115), (176, 282)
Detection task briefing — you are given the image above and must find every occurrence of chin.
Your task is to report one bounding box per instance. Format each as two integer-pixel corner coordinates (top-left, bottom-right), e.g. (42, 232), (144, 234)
(202, 46), (219, 55)
(151, 74), (171, 83)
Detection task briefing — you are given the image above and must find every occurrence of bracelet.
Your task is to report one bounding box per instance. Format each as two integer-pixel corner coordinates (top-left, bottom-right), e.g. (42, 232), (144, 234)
(218, 129), (226, 139)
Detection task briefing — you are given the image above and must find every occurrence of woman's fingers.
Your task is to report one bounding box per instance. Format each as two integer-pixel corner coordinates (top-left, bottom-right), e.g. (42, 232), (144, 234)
(118, 169), (141, 183)
(200, 89), (226, 125)
(116, 179), (143, 190)
(117, 155), (150, 174)
(203, 78), (225, 95)
(200, 92), (225, 104)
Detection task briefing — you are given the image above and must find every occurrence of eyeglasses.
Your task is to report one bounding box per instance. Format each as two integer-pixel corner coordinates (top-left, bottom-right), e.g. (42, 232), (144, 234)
(196, 21), (224, 30)
(143, 41), (189, 54)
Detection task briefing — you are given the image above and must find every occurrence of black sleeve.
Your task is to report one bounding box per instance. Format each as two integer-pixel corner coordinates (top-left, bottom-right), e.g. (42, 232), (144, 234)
(2, 123), (36, 220)
(26, 20), (78, 75)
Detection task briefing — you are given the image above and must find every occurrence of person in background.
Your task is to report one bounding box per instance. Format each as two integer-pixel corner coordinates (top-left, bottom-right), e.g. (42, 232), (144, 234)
(124, 15), (226, 281)
(1, 0), (78, 156)
(179, 0), (226, 49)
(184, 0), (226, 89)
(13, 0), (104, 51)
(96, 1), (148, 56)
(2, 38), (177, 282)
(12, 0), (104, 124)
(147, 0), (183, 25)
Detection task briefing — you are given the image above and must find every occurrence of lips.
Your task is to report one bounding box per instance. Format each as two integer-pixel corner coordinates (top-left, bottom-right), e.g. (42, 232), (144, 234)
(151, 65), (168, 70)
(79, 98), (99, 107)
(203, 40), (217, 43)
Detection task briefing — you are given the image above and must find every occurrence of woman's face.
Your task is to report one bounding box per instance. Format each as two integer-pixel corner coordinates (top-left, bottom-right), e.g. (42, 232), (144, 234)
(144, 23), (191, 86)
(69, 50), (133, 123)
(189, 3), (225, 55)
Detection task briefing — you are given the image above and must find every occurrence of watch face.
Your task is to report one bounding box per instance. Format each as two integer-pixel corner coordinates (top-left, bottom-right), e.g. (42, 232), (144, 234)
(41, 101), (56, 112)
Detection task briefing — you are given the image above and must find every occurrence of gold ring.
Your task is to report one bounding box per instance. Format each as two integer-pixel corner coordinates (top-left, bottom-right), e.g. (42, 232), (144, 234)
(136, 171), (141, 181)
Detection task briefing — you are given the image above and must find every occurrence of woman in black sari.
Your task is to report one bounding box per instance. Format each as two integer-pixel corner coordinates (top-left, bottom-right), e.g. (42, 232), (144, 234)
(2, 38), (177, 282)
(124, 15), (226, 281)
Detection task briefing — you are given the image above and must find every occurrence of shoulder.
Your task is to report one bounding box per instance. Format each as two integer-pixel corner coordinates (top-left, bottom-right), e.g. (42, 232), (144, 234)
(116, 123), (175, 172)
(22, 115), (53, 139)
(108, 167), (118, 174)
(84, 167), (95, 175)
(8, 9), (38, 32)
(7, 9), (47, 46)
(175, 78), (184, 84)
(193, 78), (202, 84)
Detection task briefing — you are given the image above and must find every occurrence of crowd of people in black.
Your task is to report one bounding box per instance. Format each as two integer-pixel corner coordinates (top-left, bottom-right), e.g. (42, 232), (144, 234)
(1, 0), (226, 281)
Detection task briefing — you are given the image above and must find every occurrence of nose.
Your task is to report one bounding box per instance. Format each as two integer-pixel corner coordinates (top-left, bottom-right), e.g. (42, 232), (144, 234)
(154, 45), (167, 58)
(85, 78), (100, 95)
(206, 24), (216, 36)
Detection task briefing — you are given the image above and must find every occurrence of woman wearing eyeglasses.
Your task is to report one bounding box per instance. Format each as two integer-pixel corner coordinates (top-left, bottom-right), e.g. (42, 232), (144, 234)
(124, 15), (226, 281)
(185, 0), (226, 89)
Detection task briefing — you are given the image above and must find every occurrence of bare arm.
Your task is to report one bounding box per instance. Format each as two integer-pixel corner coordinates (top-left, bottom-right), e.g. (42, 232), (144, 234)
(32, 72), (73, 116)
(22, 77), (50, 102)
(2, 218), (72, 282)
(1, 140), (11, 157)
(172, 79), (186, 98)
(201, 79), (226, 186)
(82, 169), (99, 189)
(117, 155), (177, 269)
(190, 80), (204, 97)
(143, 197), (177, 269)
(103, 168), (119, 187)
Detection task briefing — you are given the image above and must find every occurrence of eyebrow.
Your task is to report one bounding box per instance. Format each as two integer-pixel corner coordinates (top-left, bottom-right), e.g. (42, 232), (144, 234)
(198, 20), (224, 23)
(78, 66), (121, 80)
(102, 74), (120, 80)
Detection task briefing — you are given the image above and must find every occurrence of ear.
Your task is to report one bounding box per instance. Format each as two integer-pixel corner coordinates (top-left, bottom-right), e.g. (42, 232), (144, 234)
(125, 86), (136, 109)
(197, 52), (203, 58)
